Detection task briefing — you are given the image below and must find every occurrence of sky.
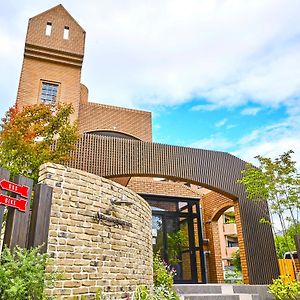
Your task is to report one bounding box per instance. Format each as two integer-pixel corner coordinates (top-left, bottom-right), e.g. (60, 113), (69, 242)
(1, 0), (300, 166)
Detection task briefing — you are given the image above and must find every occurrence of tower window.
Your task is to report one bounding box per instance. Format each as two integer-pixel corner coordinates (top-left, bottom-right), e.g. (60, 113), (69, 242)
(63, 26), (69, 39)
(45, 22), (52, 36)
(40, 82), (59, 105)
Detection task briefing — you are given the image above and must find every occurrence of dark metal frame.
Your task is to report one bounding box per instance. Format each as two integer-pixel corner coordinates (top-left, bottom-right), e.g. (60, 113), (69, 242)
(141, 194), (207, 284)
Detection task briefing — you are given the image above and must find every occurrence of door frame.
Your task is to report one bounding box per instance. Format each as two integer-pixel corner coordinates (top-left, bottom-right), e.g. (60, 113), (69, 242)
(140, 194), (207, 284)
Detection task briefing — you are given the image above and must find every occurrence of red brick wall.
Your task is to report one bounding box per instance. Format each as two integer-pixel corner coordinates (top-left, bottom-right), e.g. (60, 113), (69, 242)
(127, 177), (200, 198)
(16, 57), (82, 120)
(80, 83), (88, 104)
(201, 191), (249, 283)
(25, 5), (85, 55)
(78, 104), (152, 142)
(16, 5), (85, 122)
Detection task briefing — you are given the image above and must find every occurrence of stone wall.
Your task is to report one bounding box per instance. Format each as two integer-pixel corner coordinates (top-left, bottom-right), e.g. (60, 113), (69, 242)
(39, 163), (153, 299)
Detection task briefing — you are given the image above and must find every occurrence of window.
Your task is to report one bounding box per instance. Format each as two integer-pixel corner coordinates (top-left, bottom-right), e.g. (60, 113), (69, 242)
(40, 82), (59, 105)
(45, 22), (52, 36)
(63, 26), (69, 39)
(227, 240), (238, 248)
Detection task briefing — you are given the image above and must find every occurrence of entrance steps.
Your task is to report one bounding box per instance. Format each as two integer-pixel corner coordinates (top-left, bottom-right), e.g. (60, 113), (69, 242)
(173, 284), (274, 300)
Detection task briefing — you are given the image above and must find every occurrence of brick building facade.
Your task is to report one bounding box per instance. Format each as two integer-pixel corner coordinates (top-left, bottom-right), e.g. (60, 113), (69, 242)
(15, 4), (279, 286)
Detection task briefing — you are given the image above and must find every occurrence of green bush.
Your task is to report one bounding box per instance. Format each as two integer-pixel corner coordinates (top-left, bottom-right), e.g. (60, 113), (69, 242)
(153, 254), (175, 289)
(134, 285), (179, 300)
(134, 286), (151, 300)
(152, 286), (179, 300)
(231, 249), (242, 272)
(269, 275), (300, 300)
(0, 246), (57, 300)
(224, 268), (243, 284)
(134, 254), (179, 300)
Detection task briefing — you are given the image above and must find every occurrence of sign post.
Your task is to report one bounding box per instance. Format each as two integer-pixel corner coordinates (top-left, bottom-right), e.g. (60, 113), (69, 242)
(0, 194), (27, 212)
(0, 179), (29, 198)
(0, 178), (29, 212)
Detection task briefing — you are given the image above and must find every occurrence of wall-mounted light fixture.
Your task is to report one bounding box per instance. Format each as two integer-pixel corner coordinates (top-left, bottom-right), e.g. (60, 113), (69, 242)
(111, 195), (134, 207)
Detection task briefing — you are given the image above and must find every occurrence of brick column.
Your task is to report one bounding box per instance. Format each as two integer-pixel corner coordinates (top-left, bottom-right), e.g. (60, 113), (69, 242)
(234, 201), (249, 283)
(202, 191), (250, 284)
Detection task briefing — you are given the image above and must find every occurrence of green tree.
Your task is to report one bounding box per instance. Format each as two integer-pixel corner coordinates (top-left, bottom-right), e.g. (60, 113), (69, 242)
(275, 223), (300, 258)
(0, 103), (79, 182)
(239, 150), (300, 275)
(167, 228), (188, 265)
(231, 249), (242, 272)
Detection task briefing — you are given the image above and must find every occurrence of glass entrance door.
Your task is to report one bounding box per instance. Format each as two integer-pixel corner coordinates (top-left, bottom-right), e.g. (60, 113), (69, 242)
(148, 195), (206, 284)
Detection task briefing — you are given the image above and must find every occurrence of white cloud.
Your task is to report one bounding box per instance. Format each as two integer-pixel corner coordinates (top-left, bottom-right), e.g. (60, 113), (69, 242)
(190, 104), (220, 112)
(1, 0), (299, 178)
(215, 118), (228, 128)
(226, 124), (236, 130)
(234, 137), (300, 168)
(1, 0), (300, 114)
(190, 99), (300, 167)
(190, 135), (233, 151)
(238, 130), (260, 145)
(233, 112), (300, 167)
(241, 107), (262, 116)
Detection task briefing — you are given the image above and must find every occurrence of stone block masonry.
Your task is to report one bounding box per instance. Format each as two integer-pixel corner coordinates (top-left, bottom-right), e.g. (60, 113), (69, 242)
(39, 163), (153, 299)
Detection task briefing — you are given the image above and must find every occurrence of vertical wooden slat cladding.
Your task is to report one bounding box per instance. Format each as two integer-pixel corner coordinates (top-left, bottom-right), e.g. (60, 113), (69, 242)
(28, 184), (53, 253)
(68, 134), (279, 284)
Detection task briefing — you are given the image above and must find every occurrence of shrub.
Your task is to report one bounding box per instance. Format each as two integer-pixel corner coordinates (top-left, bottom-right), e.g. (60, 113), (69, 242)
(224, 268), (243, 284)
(153, 254), (175, 289)
(134, 286), (151, 300)
(133, 254), (180, 300)
(268, 275), (300, 300)
(0, 246), (57, 300)
(134, 285), (179, 300)
(231, 249), (241, 272)
(152, 286), (179, 300)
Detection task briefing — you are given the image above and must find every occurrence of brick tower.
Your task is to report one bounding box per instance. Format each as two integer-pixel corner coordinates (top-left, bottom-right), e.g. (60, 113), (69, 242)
(16, 4), (86, 120)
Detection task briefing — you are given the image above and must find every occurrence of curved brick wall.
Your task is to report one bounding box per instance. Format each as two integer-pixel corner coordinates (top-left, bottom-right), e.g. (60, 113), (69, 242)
(39, 163), (153, 299)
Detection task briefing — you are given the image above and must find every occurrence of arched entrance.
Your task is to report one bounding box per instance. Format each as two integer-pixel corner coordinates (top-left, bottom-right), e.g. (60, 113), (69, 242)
(68, 134), (279, 284)
(201, 191), (244, 283)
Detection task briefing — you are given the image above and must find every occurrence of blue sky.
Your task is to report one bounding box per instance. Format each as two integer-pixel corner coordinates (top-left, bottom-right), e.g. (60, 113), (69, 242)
(1, 0), (300, 165)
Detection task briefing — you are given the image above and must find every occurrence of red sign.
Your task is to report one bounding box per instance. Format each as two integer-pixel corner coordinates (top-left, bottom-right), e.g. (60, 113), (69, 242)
(0, 194), (27, 212)
(0, 179), (29, 198)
